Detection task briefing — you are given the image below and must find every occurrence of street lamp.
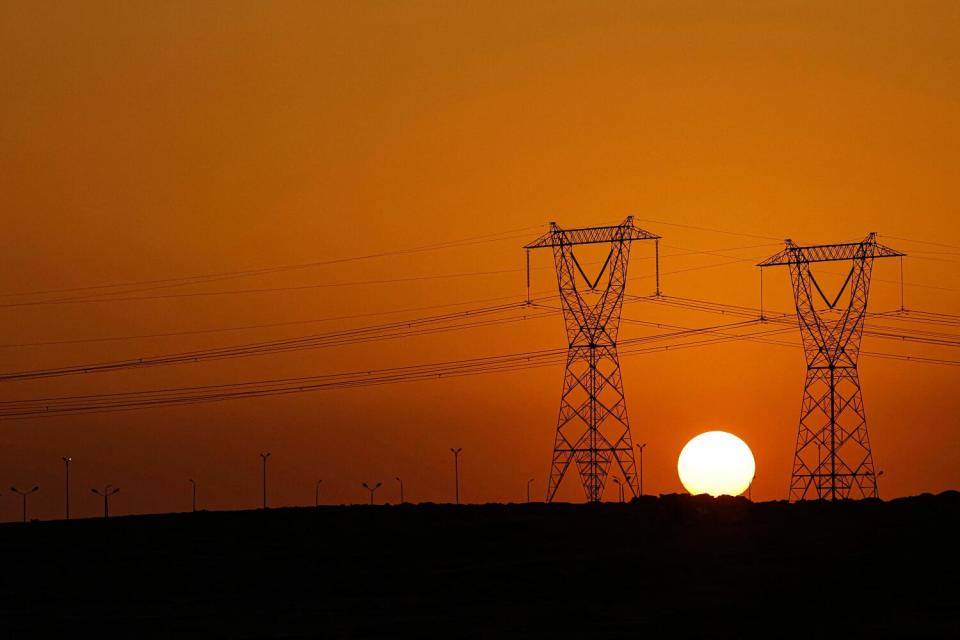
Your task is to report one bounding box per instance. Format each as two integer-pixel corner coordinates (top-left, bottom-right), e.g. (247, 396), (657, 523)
(637, 443), (647, 496)
(395, 477), (404, 504)
(362, 481), (382, 505)
(259, 452), (271, 509)
(611, 477), (624, 503)
(91, 485), (120, 518)
(10, 486), (39, 523)
(315, 480), (323, 507)
(62, 456), (72, 520)
(188, 479), (197, 513)
(450, 448), (462, 505)
(526, 478), (534, 504)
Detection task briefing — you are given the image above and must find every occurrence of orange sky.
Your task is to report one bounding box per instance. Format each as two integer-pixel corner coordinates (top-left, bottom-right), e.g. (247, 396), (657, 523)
(1, 2), (958, 519)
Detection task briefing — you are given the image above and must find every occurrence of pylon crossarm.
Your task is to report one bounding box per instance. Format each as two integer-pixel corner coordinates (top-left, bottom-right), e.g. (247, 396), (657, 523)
(757, 232), (904, 267)
(525, 217), (660, 249)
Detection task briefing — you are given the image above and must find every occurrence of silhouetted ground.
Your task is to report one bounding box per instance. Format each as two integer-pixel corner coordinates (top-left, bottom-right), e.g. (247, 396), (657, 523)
(1, 492), (958, 638)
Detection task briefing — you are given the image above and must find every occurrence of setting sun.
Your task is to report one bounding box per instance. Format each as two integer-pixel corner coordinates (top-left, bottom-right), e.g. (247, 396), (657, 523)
(677, 431), (756, 497)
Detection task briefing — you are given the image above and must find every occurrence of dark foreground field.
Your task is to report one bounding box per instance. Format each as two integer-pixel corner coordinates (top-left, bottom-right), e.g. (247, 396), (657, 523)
(1, 493), (958, 639)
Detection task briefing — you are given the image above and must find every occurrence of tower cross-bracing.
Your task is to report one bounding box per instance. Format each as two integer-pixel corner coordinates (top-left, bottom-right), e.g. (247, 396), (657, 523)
(759, 232), (904, 501)
(525, 217), (659, 502)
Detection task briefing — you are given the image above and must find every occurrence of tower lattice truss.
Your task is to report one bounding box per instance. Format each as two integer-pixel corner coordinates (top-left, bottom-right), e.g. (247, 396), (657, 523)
(526, 217), (659, 502)
(759, 233), (904, 501)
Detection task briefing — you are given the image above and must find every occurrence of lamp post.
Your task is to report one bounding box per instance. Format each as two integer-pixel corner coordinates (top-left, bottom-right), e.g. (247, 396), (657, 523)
(188, 479), (197, 513)
(637, 443), (647, 496)
(395, 477), (404, 504)
(62, 456), (72, 520)
(611, 477), (624, 503)
(450, 448), (462, 505)
(91, 485), (119, 518)
(315, 480), (322, 507)
(259, 452), (271, 509)
(10, 486), (39, 523)
(362, 482), (382, 505)
(526, 478), (534, 504)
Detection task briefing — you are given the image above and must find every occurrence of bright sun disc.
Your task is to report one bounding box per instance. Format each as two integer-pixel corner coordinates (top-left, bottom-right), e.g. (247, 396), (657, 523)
(677, 431), (756, 497)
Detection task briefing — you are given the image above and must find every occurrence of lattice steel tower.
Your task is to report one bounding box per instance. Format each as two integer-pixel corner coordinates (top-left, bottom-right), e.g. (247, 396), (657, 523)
(759, 233), (904, 501)
(525, 217), (660, 502)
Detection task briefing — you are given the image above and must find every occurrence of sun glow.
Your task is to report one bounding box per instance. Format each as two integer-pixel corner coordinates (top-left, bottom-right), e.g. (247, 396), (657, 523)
(677, 431), (756, 497)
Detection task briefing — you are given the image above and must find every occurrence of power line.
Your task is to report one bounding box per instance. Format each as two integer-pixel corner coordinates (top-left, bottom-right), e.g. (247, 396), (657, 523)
(637, 294), (960, 348)
(4, 217), (960, 421)
(6, 286), (959, 383)
(0, 321), (776, 419)
(0, 289), (761, 383)
(0, 266), (532, 309)
(631, 218), (782, 242)
(658, 242), (781, 259)
(5, 310), (958, 420)
(0, 242), (775, 309)
(0, 292), (554, 350)
(0, 245), (786, 381)
(881, 234), (960, 252)
(632, 223), (960, 291)
(0, 300), (557, 382)
(0, 224), (546, 302)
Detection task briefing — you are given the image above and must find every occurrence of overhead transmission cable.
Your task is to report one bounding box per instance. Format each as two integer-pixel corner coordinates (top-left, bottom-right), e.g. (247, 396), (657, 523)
(5, 287), (960, 384)
(0, 241), (775, 309)
(0, 299), (556, 382)
(5, 315), (960, 420)
(0, 224), (546, 304)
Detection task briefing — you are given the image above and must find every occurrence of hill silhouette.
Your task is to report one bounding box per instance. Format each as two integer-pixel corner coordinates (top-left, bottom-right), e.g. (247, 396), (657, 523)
(1, 492), (957, 638)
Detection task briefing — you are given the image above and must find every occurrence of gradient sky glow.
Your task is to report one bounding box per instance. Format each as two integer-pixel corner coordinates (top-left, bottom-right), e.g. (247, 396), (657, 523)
(1, 2), (958, 519)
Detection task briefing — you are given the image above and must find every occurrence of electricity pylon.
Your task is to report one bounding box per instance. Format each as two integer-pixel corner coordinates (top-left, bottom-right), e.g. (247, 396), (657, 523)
(525, 217), (660, 502)
(759, 232), (904, 501)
